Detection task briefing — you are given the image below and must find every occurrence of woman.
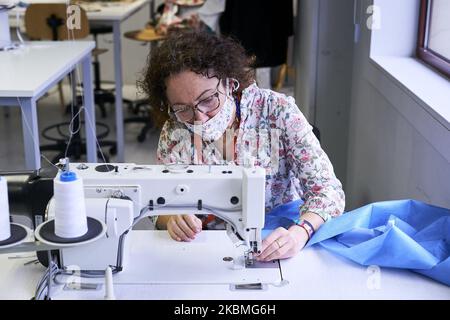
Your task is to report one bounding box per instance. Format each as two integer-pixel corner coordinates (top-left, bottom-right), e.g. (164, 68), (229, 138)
(139, 30), (345, 262)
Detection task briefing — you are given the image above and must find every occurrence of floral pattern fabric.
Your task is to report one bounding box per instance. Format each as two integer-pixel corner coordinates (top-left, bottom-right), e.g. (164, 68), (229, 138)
(156, 83), (345, 223)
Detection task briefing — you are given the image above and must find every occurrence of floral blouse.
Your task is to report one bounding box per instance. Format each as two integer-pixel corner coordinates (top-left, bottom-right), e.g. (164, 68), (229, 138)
(156, 83), (345, 223)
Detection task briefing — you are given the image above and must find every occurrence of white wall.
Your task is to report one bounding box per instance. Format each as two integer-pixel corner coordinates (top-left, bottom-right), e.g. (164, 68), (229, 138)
(346, 0), (450, 210)
(294, 0), (319, 121)
(294, 0), (354, 187)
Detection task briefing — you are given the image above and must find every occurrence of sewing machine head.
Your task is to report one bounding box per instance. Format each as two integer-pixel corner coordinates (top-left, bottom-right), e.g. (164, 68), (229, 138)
(45, 163), (266, 272)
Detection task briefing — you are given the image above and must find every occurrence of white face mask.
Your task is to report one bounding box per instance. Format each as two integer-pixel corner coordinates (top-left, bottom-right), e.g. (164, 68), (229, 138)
(185, 79), (236, 142)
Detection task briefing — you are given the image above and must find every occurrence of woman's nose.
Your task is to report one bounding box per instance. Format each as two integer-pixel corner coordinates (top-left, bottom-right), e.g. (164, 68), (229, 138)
(194, 110), (209, 124)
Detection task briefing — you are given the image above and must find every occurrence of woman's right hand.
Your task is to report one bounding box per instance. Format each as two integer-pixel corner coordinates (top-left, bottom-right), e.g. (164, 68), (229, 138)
(167, 215), (203, 242)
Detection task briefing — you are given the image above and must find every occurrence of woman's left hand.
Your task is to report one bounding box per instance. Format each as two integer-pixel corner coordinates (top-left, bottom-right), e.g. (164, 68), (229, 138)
(255, 225), (309, 262)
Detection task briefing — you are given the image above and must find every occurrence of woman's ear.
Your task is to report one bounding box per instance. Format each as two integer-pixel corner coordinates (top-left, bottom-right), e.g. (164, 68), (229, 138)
(231, 78), (240, 92)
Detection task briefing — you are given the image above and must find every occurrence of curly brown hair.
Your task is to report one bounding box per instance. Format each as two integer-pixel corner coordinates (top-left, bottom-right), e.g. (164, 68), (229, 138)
(138, 29), (255, 128)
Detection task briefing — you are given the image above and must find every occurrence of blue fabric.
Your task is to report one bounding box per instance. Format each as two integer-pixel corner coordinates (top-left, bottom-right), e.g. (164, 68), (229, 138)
(308, 199), (450, 286)
(263, 199), (450, 286)
(262, 199), (303, 239)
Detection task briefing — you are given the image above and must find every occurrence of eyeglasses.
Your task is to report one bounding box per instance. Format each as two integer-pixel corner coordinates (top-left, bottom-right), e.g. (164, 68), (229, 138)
(168, 79), (223, 123)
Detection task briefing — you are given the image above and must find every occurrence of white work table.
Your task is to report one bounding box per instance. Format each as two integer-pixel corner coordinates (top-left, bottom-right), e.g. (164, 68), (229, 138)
(9, 0), (150, 22)
(9, 0), (151, 163)
(0, 231), (449, 300)
(0, 41), (97, 169)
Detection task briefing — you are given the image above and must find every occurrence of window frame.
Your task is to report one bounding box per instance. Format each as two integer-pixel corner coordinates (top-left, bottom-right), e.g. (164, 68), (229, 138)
(417, 0), (450, 79)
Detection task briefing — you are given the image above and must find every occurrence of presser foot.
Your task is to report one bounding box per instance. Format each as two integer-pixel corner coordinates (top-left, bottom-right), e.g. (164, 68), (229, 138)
(244, 251), (279, 269)
(245, 253), (256, 267)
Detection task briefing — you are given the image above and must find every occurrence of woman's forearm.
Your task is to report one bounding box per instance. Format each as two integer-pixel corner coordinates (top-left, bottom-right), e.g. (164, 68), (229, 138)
(301, 211), (325, 232)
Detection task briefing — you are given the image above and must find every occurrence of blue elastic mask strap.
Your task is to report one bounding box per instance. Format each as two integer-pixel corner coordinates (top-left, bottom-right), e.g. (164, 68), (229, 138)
(234, 96), (241, 120)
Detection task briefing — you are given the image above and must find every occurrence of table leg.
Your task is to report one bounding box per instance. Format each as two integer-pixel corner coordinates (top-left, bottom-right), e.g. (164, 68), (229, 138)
(113, 21), (125, 163)
(19, 98), (41, 170)
(150, 0), (155, 21)
(81, 54), (97, 163)
(70, 70), (77, 110)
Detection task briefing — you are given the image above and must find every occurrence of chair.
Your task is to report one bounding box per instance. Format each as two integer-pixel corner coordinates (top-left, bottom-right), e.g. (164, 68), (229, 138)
(24, 3), (116, 162)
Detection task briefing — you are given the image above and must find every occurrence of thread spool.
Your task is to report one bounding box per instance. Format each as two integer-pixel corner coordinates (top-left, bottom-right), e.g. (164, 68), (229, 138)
(53, 171), (88, 238)
(0, 176), (11, 241)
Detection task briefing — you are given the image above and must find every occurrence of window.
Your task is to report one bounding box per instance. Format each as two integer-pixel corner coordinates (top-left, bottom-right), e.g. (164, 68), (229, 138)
(417, 0), (450, 78)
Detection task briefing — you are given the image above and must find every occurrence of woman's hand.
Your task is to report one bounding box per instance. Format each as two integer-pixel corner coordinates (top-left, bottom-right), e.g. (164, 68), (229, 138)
(166, 214), (203, 242)
(255, 225), (309, 262)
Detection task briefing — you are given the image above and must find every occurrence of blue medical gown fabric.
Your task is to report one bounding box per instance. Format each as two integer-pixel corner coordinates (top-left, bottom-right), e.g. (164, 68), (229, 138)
(262, 199), (304, 239)
(264, 199), (304, 230)
(264, 199), (450, 286)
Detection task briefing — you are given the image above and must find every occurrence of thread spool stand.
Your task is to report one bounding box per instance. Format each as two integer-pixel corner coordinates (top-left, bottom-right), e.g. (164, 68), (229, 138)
(34, 217), (105, 247)
(0, 174), (30, 249)
(34, 169), (106, 247)
(0, 223), (31, 249)
(0, 168), (107, 300)
(0, 169), (106, 251)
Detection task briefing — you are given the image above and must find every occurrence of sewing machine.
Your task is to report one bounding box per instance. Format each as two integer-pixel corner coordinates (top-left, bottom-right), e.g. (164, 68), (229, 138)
(41, 163), (266, 272)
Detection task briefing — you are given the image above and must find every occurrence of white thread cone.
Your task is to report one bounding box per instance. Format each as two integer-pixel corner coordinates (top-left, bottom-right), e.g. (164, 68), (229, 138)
(0, 176), (11, 241)
(54, 172), (88, 238)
